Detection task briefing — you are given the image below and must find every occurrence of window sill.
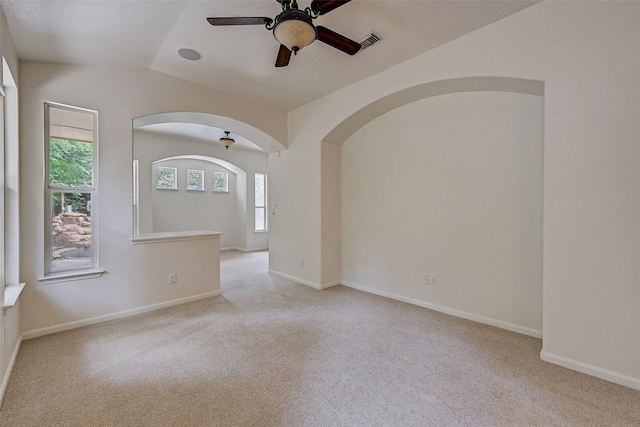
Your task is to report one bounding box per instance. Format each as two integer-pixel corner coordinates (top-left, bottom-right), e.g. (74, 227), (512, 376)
(3, 283), (26, 313)
(130, 230), (222, 245)
(38, 269), (105, 285)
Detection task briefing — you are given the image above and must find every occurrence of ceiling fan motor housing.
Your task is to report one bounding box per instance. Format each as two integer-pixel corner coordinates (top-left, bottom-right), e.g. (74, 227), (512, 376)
(273, 9), (317, 53)
(207, 0), (358, 67)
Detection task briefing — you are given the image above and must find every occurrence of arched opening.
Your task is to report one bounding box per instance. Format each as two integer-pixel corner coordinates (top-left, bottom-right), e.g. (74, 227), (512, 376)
(133, 112), (276, 252)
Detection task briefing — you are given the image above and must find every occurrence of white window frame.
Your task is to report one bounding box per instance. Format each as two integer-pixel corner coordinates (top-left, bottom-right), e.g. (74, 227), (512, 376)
(156, 166), (178, 190)
(2, 58), (26, 311)
(212, 171), (229, 193)
(186, 169), (205, 192)
(0, 81), (5, 290)
(254, 173), (267, 232)
(41, 102), (103, 284)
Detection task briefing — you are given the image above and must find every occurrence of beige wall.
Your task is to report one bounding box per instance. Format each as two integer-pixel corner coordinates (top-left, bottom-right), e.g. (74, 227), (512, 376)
(270, 2), (640, 389)
(268, 134), (323, 287)
(320, 142), (341, 286)
(340, 91), (543, 336)
(18, 62), (286, 335)
(0, 5), (20, 400)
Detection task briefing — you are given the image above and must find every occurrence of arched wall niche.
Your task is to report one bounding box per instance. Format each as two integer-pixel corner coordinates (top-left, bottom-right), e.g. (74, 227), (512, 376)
(320, 75), (545, 337)
(322, 76), (544, 146)
(148, 155), (247, 249)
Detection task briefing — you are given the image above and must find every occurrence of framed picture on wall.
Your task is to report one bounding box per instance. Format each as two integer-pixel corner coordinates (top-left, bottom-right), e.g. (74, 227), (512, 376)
(156, 167), (177, 190)
(213, 172), (228, 192)
(187, 169), (205, 191)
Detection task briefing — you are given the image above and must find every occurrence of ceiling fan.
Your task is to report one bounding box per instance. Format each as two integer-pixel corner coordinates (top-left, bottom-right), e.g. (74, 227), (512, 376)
(207, 0), (361, 67)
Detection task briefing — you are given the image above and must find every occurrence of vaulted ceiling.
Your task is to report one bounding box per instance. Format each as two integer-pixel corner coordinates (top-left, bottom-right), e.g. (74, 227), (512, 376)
(1, 0), (537, 112)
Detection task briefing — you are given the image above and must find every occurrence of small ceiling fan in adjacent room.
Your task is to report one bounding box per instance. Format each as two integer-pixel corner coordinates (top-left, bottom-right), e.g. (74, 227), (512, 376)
(207, 0), (361, 67)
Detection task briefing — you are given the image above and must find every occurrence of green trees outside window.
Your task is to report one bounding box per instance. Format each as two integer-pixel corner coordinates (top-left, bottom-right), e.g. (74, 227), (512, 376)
(49, 137), (93, 213)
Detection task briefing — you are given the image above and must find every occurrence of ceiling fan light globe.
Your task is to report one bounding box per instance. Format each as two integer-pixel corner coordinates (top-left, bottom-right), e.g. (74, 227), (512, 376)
(220, 137), (235, 149)
(220, 131), (235, 149)
(273, 19), (316, 52)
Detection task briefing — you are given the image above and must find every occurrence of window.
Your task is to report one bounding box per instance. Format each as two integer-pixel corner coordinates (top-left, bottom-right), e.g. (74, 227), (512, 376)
(255, 173), (267, 232)
(187, 169), (204, 191)
(213, 172), (228, 192)
(156, 166), (177, 190)
(0, 78), (5, 290)
(44, 102), (100, 278)
(3, 57), (26, 307)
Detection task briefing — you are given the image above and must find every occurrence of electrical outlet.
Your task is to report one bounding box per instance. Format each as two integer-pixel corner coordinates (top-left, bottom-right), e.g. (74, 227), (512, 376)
(423, 274), (437, 287)
(300, 258), (305, 267)
(169, 273), (177, 284)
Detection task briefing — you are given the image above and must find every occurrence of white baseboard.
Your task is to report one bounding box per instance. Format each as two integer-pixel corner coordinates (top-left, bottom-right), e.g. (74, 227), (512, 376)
(321, 280), (341, 289)
(0, 332), (23, 405)
(341, 280), (542, 339)
(540, 349), (640, 391)
(22, 290), (222, 340)
(268, 270), (339, 290)
(221, 247), (269, 253)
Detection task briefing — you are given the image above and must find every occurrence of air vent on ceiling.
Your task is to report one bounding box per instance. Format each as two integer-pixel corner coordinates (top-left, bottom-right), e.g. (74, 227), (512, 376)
(358, 33), (381, 50)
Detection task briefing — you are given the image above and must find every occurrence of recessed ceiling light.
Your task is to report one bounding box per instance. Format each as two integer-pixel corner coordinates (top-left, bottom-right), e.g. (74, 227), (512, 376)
(178, 48), (201, 61)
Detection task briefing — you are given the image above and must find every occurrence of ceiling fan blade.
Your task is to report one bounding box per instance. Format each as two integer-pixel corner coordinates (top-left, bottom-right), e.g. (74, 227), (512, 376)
(275, 45), (292, 67)
(207, 17), (272, 26)
(311, 0), (352, 15)
(316, 26), (361, 55)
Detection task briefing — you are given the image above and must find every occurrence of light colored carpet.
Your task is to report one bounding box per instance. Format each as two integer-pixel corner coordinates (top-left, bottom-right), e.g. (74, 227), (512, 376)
(1, 250), (638, 426)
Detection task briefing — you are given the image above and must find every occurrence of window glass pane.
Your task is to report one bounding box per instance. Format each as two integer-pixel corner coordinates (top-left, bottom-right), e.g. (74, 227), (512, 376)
(255, 207), (265, 231)
(187, 169), (204, 191)
(156, 167), (177, 190)
(50, 192), (93, 273)
(254, 173), (267, 231)
(255, 174), (265, 206)
(49, 137), (94, 188)
(213, 172), (228, 192)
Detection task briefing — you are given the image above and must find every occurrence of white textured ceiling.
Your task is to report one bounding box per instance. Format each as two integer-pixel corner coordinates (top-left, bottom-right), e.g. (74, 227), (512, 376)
(1, 0), (537, 112)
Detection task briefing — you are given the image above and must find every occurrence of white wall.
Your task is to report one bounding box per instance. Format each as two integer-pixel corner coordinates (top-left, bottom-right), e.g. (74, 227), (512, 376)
(135, 130), (269, 250)
(152, 158), (239, 246)
(0, 5), (20, 400)
(321, 142), (340, 286)
(19, 62), (285, 334)
(270, 2), (640, 389)
(269, 136), (323, 286)
(340, 91), (543, 336)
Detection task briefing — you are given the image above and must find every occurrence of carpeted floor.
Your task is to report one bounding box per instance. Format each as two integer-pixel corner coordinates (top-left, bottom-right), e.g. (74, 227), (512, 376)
(1, 250), (639, 426)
